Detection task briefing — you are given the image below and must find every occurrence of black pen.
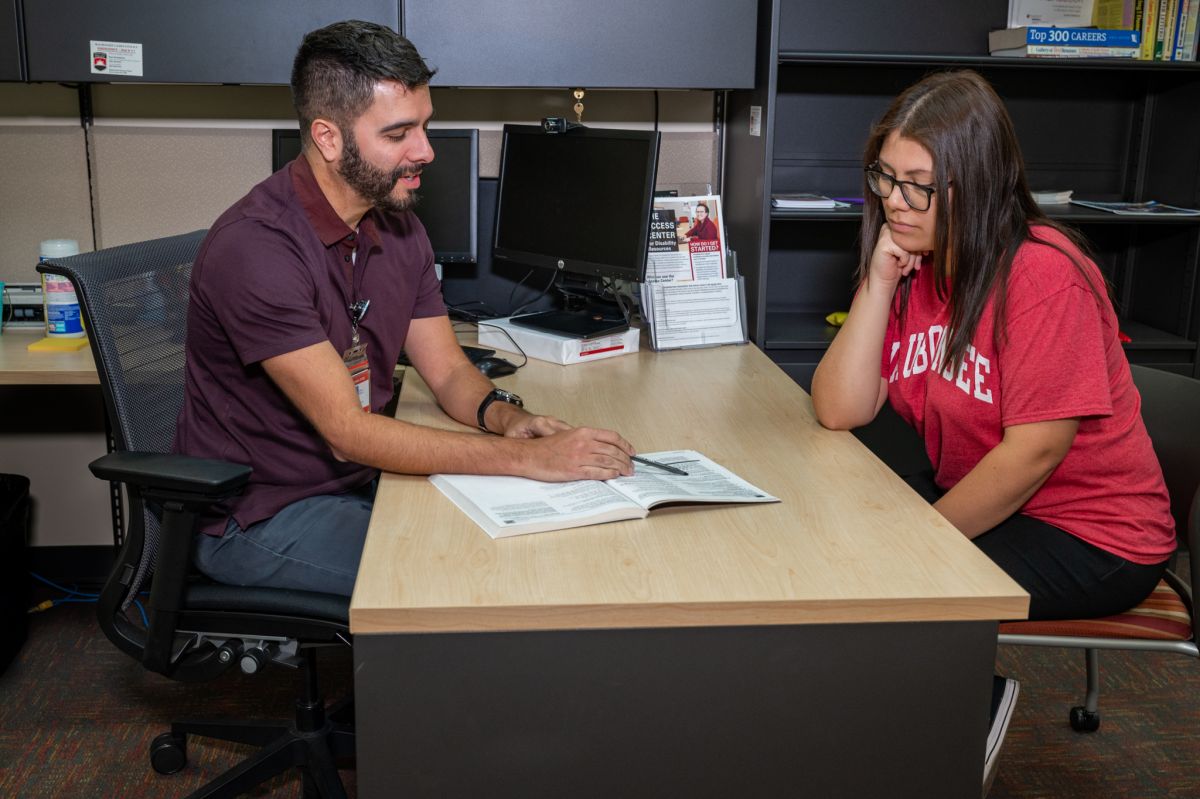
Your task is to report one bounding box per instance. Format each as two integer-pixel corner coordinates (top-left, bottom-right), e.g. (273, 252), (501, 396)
(631, 455), (689, 476)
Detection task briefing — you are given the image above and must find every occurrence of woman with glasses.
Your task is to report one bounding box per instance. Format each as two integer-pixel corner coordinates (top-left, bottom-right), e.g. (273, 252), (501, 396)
(810, 69), (1175, 791)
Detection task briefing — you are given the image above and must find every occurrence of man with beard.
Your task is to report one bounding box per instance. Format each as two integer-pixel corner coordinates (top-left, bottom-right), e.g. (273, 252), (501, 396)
(174, 21), (635, 596)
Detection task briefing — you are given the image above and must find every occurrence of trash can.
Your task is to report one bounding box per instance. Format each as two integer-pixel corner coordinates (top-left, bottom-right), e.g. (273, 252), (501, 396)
(0, 474), (31, 674)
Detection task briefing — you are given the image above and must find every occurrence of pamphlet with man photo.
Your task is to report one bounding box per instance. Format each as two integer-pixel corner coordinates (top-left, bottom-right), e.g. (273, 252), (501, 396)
(645, 195), (727, 283)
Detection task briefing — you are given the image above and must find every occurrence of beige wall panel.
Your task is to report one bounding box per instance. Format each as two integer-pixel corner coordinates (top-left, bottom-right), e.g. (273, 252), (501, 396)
(91, 127), (273, 247)
(0, 127), (93, 284)
(656, 132), (717, 193)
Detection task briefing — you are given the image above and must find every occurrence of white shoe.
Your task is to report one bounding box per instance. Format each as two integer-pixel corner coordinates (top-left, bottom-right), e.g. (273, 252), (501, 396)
(983, 676), (1019, 797)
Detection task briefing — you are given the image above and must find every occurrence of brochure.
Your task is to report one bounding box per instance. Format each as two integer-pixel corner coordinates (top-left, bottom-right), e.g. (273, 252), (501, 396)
(641, 194), (747, 350)
(645, 195), (727, 283)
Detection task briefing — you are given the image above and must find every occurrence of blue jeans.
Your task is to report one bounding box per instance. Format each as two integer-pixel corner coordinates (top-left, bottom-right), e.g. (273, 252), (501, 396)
(192, 480), (377, 597)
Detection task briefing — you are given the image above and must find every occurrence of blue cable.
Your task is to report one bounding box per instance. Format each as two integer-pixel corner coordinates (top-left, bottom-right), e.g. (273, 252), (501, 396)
(30, 572), (100, 598)
(31, 571), (149, 627)
(132, 599), (150, 628)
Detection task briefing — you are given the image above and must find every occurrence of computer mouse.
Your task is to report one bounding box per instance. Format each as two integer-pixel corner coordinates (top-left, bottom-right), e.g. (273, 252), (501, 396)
(475, 356), (518, 378)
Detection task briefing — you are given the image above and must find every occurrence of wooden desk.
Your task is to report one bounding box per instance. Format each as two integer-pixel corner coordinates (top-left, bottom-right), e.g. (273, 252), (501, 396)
(351, 344), (1028, 798)
(0, 329), (97, 385)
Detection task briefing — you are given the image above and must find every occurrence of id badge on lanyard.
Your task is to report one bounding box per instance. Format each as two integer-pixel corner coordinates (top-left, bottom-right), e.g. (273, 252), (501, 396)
(344, 298), (371, 411)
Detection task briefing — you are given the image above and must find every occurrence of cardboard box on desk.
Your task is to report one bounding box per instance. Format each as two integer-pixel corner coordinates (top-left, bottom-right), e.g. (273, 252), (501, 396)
(478, 317), (640, 365)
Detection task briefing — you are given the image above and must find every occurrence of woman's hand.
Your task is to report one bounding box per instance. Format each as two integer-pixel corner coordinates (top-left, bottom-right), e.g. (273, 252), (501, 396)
(869, 224), (924, 286)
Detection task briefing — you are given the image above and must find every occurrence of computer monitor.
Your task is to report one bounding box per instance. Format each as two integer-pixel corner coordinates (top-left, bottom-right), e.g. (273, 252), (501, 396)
(270, 127), (479, 264)
(492, 124), (661, 338)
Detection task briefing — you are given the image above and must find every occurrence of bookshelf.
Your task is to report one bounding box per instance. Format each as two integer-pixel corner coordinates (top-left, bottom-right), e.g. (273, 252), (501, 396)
(725, 0), (1200, 388)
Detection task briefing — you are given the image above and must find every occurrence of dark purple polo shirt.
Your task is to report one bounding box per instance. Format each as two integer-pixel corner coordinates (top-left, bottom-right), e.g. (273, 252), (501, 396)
(174, 156), (446, 536)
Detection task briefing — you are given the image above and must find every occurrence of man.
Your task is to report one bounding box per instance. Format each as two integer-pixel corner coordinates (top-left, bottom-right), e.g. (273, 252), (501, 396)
(679, 202), (719, 243)
(174, 20), (634, 597)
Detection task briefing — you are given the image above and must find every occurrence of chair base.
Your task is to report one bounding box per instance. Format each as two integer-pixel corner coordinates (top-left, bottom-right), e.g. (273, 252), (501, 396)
(153, 698), (355, 799)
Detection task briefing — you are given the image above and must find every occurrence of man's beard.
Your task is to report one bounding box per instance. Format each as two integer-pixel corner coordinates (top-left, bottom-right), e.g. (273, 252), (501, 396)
(338, 131), (420, 214)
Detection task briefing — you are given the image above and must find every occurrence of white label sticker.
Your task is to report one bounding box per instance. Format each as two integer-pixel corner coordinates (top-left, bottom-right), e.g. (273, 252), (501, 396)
(749, 106), (762, 137)
(90, 41), (144, 77)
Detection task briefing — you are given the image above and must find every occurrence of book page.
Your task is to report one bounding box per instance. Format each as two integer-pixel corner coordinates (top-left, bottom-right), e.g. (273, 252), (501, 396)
(607, 450), (778, 509)
(430, 474), (644, 537)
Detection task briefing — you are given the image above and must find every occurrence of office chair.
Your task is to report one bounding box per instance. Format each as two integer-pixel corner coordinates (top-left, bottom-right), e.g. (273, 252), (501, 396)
(997, 364), (1199, 732)
(37, 231), (355, 797)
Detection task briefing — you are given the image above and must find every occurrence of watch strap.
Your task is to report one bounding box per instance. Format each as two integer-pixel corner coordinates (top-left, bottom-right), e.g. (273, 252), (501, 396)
(477, 388), (523, 433)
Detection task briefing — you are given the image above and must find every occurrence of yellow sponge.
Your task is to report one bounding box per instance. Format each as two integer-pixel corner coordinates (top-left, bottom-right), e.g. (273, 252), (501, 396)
(27, 336), (90, 352)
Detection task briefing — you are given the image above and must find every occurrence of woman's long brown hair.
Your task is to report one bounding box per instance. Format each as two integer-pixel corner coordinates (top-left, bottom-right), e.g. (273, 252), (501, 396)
(858, 69), (1099, 373)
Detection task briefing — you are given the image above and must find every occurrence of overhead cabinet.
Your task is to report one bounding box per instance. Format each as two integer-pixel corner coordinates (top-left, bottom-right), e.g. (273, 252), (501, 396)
(403, 0), (757, 88)
(22, 0), (399, 84)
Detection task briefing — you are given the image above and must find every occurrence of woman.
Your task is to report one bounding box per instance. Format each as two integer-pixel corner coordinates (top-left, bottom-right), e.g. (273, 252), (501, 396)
(812, 69), (1175, 622)
(810, 70), (1176, 790)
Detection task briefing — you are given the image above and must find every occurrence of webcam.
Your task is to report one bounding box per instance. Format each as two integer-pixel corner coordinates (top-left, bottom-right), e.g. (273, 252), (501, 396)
(541, 117), (584, 134)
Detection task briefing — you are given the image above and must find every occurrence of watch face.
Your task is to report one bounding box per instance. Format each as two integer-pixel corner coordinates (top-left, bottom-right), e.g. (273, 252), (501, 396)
(496, 389), (523, 406)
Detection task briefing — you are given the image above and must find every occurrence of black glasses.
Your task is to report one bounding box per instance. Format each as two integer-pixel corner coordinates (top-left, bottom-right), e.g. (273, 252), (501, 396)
(864, 165), (937, 211)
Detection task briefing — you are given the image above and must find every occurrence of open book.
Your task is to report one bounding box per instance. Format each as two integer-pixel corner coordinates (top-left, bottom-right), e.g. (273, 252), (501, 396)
(429, 450), (779, 539)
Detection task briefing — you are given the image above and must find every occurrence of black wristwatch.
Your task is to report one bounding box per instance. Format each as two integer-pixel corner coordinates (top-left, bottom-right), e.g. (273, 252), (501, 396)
(477, 388), (524, 433)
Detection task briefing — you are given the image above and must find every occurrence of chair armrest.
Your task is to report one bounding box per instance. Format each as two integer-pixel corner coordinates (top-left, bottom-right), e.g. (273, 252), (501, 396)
(89, 451), (251, 501)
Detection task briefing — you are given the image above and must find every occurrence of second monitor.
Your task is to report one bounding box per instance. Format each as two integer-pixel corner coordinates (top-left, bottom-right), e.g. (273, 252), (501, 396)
(271, 127), (478, 266)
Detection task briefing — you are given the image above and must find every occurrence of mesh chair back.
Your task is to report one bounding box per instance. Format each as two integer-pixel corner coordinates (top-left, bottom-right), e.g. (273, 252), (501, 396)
(38, 231), (206, 606)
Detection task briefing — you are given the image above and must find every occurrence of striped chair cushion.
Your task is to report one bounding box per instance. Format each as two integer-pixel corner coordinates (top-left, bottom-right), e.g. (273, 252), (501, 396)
(998, 580), (1193, 641)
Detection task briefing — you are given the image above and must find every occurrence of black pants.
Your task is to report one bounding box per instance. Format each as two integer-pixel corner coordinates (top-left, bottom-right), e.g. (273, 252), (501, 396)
(904, 471), (1168, 621)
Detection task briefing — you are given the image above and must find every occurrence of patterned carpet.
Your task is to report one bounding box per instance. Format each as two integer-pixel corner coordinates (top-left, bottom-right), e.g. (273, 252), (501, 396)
(0, 599), (355, 798)
(2, 573), (1197, 798)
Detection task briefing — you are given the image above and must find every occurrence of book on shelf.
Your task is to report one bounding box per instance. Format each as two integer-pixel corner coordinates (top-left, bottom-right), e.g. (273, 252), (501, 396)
(1092, 0), (1141, 29)
(989, 26), (1142, 56)
(1069, 199), (1200, 215)
(1032, 189), (1074, 205)
(1008, 0), (1097, 28)
(1152, 0), (1172, 59)
(429, 450), (779, 539)
(1171, 0), (1199, 60)
(1147, 0), (1199, 60)
(770, 193), (849, 209)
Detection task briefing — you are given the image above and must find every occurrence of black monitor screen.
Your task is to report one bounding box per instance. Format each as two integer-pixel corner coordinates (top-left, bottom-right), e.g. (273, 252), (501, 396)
(270, 127), (479, 264)
(493, 125), (660, 282)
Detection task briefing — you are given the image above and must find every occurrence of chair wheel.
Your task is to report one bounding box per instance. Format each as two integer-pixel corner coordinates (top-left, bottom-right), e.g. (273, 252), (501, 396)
(150, 732), (188, 774)
(1070, 706), (1100, 732)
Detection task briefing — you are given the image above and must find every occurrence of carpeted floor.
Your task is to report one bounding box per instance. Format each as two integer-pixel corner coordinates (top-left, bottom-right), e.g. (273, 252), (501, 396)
(2, 576), (1197, 798)
(0, 599), (355, 798)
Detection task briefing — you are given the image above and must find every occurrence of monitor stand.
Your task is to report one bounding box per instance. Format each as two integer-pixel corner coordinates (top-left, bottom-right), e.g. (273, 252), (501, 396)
(508, 275), (631, 339)
(508, 309), (629, 340)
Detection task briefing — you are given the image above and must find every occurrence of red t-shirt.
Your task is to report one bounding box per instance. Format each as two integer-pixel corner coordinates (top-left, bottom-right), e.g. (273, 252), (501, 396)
(881, 227), (1175, 565)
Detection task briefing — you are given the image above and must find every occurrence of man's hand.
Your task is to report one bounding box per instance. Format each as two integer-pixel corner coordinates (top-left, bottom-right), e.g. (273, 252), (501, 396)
(517, 426), (635, 482)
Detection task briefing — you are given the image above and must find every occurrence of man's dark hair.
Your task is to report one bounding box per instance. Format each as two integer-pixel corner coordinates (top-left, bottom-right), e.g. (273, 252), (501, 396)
(291, 20), (435, 147)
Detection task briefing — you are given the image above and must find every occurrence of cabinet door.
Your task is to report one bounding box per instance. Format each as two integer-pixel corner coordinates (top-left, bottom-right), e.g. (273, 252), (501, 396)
(403, 0), (756, 88)
(778, 0), (1004, 55)
(23, 1), (399, 84)
(1, 0), (23, 81)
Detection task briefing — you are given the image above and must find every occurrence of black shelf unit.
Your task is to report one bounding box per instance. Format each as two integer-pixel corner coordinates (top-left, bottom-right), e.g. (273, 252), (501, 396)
(725, 0), (1200, 390)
